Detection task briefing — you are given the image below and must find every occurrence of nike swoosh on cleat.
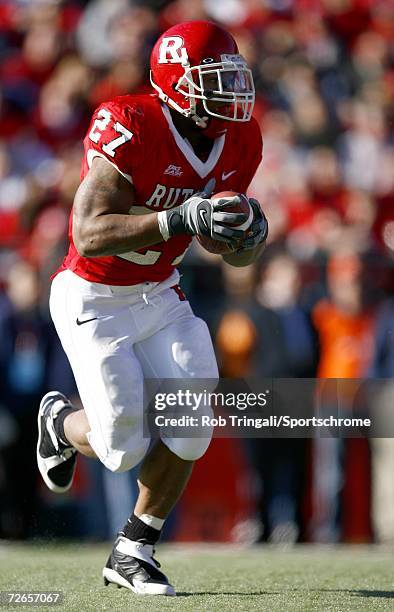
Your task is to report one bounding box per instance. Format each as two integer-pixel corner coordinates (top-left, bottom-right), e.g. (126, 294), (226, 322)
(76, 317), (98, 326)
(221, 170), (237, 181)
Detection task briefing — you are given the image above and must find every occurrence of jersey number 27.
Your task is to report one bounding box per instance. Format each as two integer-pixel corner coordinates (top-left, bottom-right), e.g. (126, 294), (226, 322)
(89, 108), (133, 157)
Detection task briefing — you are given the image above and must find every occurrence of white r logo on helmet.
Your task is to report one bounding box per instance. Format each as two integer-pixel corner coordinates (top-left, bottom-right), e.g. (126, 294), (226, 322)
(158, 36), (188, 64)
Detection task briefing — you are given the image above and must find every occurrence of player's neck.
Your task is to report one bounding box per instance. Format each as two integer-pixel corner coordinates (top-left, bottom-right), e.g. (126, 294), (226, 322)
(169, 108), (214, 159)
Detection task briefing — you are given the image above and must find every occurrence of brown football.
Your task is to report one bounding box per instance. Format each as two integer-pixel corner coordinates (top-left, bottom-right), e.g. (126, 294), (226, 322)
(197, 191), (252, 255)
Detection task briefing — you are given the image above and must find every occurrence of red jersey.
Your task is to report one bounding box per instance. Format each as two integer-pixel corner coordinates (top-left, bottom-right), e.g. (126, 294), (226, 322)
(57, 93), (263, 285)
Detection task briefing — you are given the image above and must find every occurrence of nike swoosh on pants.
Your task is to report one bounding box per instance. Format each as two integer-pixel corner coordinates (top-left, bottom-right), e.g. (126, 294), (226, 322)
(76, 317), (98, 326)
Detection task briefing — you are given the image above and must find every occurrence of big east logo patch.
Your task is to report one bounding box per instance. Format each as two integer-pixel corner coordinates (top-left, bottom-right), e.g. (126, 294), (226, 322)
(158, 36), (188, 64)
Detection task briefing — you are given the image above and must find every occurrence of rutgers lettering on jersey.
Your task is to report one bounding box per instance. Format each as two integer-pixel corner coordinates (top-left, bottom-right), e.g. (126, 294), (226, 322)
(56, 93), (262, 286)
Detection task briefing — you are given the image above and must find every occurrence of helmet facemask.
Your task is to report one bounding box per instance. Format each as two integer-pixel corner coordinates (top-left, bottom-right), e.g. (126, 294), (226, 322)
(151, 54), (255, 129)
(177, 56), (255, 126)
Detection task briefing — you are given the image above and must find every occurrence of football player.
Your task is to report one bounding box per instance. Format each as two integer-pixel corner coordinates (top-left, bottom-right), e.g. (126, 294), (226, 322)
(37, 20), (267, 596)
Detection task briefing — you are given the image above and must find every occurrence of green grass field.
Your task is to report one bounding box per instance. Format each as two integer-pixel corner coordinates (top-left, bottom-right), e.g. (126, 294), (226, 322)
(0, 543), (393, 611)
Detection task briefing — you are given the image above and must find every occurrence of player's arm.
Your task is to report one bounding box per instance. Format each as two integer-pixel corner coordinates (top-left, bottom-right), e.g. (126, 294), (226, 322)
(73, 157), (164, 257)
(73, 158), (248, 257)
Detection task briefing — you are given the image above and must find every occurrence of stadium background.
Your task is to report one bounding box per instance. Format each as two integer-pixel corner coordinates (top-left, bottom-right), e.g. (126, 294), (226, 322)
(0, 0), (392, 546)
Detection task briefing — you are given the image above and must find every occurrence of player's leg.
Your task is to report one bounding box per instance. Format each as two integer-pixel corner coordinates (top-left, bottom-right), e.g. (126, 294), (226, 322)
(102, 438), (187, 596)
(134, 440), (193, 518)
(103, 291), (218, 596)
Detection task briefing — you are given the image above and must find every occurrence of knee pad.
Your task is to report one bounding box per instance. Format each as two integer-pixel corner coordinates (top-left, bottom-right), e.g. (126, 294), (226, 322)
(87, 430), (150, 473)
(162, 435), (212, 461)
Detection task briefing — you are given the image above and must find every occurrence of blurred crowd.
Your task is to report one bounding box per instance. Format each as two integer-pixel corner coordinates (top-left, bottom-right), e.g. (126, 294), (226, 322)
(0, 0), (393, 543)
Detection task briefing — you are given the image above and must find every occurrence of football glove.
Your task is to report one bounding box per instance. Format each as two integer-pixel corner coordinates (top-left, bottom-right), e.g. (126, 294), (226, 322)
(158, 194), (250, 246)
(236, 198), (268, 252)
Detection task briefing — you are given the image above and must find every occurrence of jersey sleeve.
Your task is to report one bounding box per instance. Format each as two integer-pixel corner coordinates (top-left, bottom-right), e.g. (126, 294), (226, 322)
(236, 117), (263, 193)
(83, 97), (149, 184)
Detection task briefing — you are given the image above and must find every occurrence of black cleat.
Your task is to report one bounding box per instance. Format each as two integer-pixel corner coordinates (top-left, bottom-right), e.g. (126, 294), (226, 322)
(37, 391), (77, 493)
(103, 536), (176, 596)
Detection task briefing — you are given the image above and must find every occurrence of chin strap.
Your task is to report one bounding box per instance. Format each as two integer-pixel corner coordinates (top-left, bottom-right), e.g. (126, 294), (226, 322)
(191, 114), (209, 128)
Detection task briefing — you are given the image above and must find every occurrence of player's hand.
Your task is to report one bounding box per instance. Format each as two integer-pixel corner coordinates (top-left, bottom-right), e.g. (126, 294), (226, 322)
(158, 194), (249, 245)
(236, 198), (268, 252)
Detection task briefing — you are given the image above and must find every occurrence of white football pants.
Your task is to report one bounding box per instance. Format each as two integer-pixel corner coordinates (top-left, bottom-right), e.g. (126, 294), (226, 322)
(49, 269), (218, 472)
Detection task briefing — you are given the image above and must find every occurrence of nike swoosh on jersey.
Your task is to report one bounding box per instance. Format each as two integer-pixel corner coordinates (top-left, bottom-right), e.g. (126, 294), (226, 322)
(221, 170), (237, 181)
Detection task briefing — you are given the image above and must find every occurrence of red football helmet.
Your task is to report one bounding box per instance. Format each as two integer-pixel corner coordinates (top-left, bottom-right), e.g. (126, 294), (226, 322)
(150, 21), (255, 130)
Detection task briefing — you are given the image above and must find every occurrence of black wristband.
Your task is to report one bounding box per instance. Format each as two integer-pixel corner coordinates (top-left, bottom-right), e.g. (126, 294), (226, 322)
(166, 209), (188, 236)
